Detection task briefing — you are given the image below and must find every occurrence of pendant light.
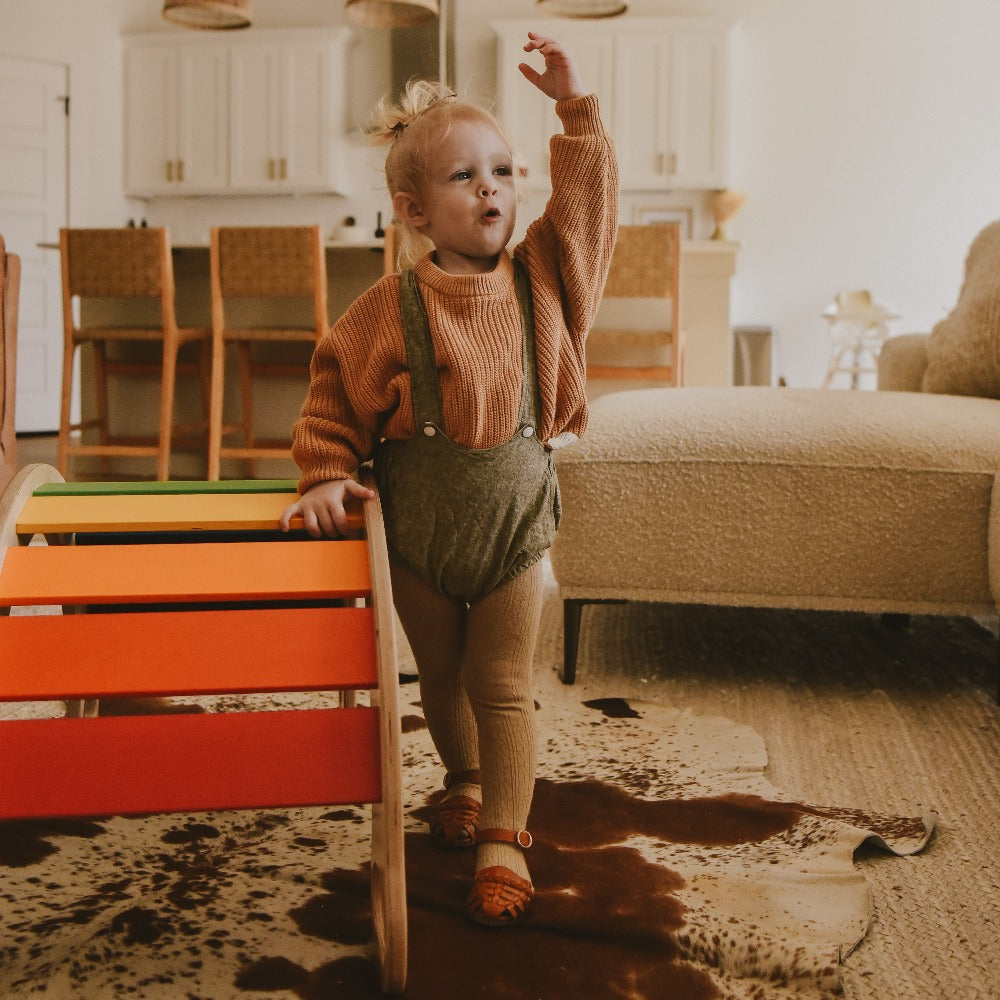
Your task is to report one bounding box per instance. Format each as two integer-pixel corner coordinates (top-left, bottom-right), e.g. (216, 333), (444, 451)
(344, 0), (439, 28)
(162, 0), (252, 30)
(536, 0), (627, 16)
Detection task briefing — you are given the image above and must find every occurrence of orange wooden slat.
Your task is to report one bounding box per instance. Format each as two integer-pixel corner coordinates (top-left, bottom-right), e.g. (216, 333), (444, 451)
(0, 708), (382, 820)
(0, 540), (370, 606)
(0, 606), (377, 701)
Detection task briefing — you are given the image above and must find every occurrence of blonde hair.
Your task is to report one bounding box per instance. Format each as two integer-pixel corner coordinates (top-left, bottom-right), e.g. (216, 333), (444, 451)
(368, 79), (515, 270)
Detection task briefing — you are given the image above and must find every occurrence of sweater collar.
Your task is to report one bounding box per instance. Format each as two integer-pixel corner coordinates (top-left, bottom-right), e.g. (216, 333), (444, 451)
(414, 250), (514, 298)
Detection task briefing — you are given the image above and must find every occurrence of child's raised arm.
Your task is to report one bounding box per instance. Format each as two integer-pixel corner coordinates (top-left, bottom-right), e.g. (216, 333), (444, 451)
(518, 32), (585, 103)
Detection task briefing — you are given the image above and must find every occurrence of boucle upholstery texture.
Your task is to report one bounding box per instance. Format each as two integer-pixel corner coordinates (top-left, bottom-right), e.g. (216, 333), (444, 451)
(922, 219), (1000, 398)
(550, 385), (1000, 679)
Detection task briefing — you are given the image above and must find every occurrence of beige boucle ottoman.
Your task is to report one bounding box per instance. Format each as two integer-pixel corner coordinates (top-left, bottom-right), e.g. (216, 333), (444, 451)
(549, 386), (1000, 683)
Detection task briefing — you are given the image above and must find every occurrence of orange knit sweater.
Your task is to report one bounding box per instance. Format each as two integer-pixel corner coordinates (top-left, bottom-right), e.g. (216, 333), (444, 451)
(292, 94), (619, 492)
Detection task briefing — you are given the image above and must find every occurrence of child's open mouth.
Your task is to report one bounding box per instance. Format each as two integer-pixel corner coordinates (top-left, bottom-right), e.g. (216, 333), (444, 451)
(482, 208), (502, 221)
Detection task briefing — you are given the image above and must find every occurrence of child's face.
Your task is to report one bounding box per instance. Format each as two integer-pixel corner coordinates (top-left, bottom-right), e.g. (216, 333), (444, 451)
(399, 117), (517, 274)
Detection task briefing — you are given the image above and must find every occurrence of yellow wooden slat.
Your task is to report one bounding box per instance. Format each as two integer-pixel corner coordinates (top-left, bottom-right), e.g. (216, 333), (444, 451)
(17, 491), (302, 534)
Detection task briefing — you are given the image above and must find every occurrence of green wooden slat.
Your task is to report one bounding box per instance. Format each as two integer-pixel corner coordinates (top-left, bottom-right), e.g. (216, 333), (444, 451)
(34, 479), (299, 497)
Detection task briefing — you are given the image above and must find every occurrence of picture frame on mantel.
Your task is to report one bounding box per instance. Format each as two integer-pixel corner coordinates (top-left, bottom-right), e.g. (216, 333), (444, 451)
(634, 206), (693, 239)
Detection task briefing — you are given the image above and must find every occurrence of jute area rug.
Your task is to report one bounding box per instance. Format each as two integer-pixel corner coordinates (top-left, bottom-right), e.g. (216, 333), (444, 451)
(2, 560), (995, 999)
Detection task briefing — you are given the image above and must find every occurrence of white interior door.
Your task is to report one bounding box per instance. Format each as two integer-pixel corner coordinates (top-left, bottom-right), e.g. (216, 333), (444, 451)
(0, 56), (68, 433)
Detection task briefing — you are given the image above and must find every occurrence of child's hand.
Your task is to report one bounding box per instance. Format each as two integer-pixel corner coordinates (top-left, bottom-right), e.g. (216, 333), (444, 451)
(279, 478), (375, 539)
(518, 32), (585, 102)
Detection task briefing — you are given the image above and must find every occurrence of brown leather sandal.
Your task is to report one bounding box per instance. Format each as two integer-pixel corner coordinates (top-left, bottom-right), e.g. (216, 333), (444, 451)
(466, 828), (534, 927)
(428, 769), (481, 849)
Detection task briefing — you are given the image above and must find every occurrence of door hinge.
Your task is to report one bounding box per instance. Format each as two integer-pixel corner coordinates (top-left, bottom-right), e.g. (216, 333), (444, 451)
(58, 95), (70, 116)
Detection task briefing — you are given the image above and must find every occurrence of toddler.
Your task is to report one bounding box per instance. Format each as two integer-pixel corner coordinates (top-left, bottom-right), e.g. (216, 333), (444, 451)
(281, 31), (618, 926)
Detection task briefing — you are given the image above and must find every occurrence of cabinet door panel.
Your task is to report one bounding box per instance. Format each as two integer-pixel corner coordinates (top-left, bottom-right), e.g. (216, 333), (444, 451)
(229, 47), (280, 190)
(175, 47), (229, 192)
(125, 47), (177, 196)
(670, 32), (727, 187)
(281, 46), (328, 190)
(614, 34), (671, 190)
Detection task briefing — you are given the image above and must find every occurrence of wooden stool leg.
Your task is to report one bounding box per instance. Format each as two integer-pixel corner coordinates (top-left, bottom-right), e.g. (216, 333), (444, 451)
(157, 340), (179, 482)
(92, 342), (112, 477)
(207, 334), (226, 481)
(237, 341), (255, 478)
(57, 343), (75, 479)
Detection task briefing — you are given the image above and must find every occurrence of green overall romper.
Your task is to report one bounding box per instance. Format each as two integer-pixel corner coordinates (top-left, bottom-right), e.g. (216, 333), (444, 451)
(373, 260), (560, 605)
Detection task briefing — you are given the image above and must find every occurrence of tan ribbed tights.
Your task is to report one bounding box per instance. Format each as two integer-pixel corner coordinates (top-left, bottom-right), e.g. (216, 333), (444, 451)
(389, 556), (543, 883)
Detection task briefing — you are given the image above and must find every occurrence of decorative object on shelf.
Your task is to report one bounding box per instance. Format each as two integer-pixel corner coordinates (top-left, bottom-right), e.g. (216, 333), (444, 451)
(162, 0), (251, 30)
(710, 189), (746, 240)
(536, 0), (627, 16)
(820, 289), (899, 390)
(344, 0), (438, 27)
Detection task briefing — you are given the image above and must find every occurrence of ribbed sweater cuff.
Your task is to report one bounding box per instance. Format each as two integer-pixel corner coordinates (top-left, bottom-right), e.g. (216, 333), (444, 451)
(554, 93), (603, 135)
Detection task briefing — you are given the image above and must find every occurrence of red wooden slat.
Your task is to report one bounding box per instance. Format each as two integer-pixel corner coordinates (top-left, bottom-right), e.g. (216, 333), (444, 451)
(0, 606), (377, 701)
(0, 709), (382, 820)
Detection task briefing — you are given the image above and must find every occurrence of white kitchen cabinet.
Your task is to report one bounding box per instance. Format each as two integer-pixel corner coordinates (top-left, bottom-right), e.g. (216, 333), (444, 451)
(492, 18), (731, 192)
(123, 29), (350, 198)
(614, 29), (728, 189)
(124, 42), (229, 196)
(229, 33), (349, 194)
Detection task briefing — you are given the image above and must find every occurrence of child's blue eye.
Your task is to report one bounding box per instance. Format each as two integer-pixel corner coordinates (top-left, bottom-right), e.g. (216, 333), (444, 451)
(495, 166), (513, 176)
(451, 170), (471, 181)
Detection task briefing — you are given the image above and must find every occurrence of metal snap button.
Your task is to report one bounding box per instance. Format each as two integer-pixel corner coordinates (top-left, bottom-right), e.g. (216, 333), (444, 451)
(423, 424), (436, 437)
(521, 426), (534, 438)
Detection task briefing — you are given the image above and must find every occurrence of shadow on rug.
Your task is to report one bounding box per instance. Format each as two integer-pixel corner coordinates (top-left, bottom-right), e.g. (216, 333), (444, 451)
(0, 691), (933, 999)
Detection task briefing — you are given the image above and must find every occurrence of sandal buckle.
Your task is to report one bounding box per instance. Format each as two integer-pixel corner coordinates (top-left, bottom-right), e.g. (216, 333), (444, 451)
(516, 830), (533, 849)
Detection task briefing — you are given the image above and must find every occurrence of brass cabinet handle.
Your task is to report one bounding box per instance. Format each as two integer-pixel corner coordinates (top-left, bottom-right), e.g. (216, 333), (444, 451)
(166, 160), (173, 182)
(280, 156), (287, 180)
(268, 158), (276, 180)
(177, 159), (184, 182)
(657, 152), (678, 176)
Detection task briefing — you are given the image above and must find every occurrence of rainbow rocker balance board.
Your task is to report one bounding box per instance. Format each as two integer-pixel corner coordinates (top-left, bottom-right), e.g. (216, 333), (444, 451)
(0, 465), (407, 995)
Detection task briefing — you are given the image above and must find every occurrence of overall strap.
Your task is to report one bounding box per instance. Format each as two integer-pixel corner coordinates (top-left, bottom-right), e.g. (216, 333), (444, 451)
(513, 256), (541, 427)
(398, 269), (444, 429)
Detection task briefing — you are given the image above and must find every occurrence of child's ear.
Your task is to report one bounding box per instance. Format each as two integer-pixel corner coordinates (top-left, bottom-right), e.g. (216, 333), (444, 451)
(393, 191), (428, 230)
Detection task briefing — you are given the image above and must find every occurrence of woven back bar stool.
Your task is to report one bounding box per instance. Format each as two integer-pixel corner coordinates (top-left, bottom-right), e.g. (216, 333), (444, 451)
(0, 463), (407, 994)
(587, 223), (684, 386)
(57, 227), (211, 482)
(208, 225), (329, 480)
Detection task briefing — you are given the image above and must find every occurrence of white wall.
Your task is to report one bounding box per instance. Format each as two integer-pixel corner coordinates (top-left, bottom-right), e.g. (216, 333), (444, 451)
(3, 0), (998, 387)
(722, 0), (1000, 386)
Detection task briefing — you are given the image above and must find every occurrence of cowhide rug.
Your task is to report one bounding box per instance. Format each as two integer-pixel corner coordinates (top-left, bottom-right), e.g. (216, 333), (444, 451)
(0, 672), (933, 999)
